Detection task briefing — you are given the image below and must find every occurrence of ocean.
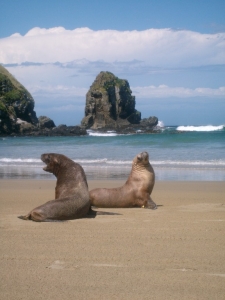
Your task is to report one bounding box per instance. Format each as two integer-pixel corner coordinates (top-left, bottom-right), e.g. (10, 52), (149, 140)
(0, 123), (225, 181)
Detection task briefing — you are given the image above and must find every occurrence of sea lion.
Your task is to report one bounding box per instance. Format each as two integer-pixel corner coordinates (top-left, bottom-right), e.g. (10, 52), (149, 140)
(90, 151), (157, 209)
(18, 153), (90, 222)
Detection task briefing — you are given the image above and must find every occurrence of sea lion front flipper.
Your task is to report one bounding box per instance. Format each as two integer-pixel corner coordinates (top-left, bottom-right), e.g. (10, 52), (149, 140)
(145, 196), (158, 210)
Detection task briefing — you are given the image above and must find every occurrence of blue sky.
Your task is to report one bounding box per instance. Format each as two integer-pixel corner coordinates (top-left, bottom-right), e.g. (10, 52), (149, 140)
(0, 0), (225, 126)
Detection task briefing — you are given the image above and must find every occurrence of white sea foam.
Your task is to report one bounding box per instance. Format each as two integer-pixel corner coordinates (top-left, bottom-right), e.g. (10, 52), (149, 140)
(1, 158), (224, 168)
(0, 158), (41, 163)
(76, 159), (131, 165)
(87, 130), (118, 137)
(77, 159), (225, 168)
(152, 160), (225, 167)
(76, 159), (108, 164)
(176, 125), (224, 132)
(157, 120), (165, 128)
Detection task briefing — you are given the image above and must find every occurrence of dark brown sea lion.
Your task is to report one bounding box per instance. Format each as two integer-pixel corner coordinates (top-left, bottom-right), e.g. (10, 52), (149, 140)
(18, 153), (90, 222)
(90, 151), (157, 209)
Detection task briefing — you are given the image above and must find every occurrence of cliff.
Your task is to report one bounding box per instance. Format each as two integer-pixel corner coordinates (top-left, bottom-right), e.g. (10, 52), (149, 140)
(0, 65), (86, 136)
(0, 65), (39, 134)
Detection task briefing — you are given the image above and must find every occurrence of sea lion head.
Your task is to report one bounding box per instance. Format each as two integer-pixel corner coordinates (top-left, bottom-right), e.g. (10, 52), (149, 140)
(41, 153), (62, 173)
(133, 151), (150, 167)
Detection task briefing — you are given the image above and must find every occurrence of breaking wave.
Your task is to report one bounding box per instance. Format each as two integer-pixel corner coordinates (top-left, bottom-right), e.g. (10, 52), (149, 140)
(1, 158), (224, 168)
(87, 130), (118, 137)
(176, 125), (224, 132)
(0, 158), (41, 163)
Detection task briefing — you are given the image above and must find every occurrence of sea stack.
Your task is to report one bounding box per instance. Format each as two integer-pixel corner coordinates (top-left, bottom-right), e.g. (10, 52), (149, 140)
(81, 71), (142, 130)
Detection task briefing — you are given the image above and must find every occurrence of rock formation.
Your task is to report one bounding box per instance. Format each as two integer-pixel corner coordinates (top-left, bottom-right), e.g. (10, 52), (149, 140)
(81, 71), (141, 129)
(0, 65), (86, 136)
(0, 66), (158, 136)
(81, 71), (158, 132)
(0, 65), (38, 134)
(38, 116), (56, 129)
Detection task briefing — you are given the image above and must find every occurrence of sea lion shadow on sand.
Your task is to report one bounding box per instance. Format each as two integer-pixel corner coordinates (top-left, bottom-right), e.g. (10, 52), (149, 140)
(89, 151), (158, 210)
(87, 209), (122, 218)
(18, 153), (120, 222)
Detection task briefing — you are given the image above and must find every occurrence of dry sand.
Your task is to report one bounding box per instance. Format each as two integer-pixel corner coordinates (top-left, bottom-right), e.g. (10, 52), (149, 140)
(0, 179), (225, 300)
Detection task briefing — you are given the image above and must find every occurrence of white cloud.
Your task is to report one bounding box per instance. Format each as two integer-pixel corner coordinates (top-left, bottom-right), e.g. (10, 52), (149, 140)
(132, 85), (225, 98)
(51, 105), (81, 111)
(30, 83), (225, 101)
(4, 61), (224, 104)
(0, 27), (224, 67)
(30, 85), (88, 98)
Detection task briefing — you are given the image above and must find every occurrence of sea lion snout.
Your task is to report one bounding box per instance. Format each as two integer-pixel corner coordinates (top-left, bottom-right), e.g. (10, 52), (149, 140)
(41, 154), (51, 171)
(41, 153), (60, 173)
(137, 151), (149, 163)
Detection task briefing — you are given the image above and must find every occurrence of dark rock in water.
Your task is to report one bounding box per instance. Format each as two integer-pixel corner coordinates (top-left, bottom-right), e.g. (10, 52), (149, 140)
(38, 116), (56, 129)
(140, 116), (158, 128)
(50, 125), (86, 136)
(8, 124), (86, 137)
(97, 116), (159, 134)
(81, 71), (141, 129)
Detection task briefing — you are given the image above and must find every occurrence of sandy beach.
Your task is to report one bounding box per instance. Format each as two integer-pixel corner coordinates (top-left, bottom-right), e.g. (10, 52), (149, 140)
(0, 179), (225, 299)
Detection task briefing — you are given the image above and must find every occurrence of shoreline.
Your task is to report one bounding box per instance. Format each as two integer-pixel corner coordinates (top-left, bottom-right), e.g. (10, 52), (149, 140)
(1, 167), (225, 181)
(1, 180), (225, 299)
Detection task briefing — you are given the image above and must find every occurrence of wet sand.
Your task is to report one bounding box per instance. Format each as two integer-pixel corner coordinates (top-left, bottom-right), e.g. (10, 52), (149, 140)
(0, 180), (225, 299)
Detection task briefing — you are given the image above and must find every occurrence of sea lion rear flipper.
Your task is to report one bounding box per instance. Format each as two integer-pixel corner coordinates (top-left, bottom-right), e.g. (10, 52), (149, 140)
(18, 214), (31, 220)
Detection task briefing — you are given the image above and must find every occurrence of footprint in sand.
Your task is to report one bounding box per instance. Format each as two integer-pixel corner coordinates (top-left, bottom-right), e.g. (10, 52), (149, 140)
(47, 260), (65, 269)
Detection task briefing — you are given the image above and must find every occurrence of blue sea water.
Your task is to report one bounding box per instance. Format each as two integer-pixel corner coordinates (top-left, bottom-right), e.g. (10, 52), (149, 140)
(0, 124), (225, 181)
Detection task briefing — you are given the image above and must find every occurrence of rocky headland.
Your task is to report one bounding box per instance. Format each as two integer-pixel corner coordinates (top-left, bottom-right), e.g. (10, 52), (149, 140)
(0, 65), (86, 136)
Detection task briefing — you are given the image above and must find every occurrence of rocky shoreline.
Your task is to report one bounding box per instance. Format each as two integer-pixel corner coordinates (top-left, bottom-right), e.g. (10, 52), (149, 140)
(0, 123), (161, 137)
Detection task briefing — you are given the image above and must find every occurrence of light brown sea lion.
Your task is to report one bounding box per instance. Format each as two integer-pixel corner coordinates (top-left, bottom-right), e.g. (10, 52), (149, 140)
(90, 151), (157, 209)
(18, 153), (90, 222)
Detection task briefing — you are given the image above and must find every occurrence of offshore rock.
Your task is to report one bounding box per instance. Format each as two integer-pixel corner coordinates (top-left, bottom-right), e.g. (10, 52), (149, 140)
(96, 116), (159, 134)
(140, 116), (158, 128)
(38, 116), (56, 129)
(5, 124), (86, 137)
(81, 71), (141, 129)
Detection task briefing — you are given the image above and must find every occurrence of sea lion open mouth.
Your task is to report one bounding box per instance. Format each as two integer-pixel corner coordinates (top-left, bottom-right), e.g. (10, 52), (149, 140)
(41, 154), (51, 171)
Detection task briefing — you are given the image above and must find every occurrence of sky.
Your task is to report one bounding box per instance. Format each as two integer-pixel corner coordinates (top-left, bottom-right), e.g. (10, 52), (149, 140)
(0, 0), (225, 126)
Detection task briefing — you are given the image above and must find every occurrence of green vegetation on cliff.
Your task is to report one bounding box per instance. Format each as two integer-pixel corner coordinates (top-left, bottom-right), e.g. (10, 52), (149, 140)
(0, 65), (38, 134)
(81, 71), (141, 129)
